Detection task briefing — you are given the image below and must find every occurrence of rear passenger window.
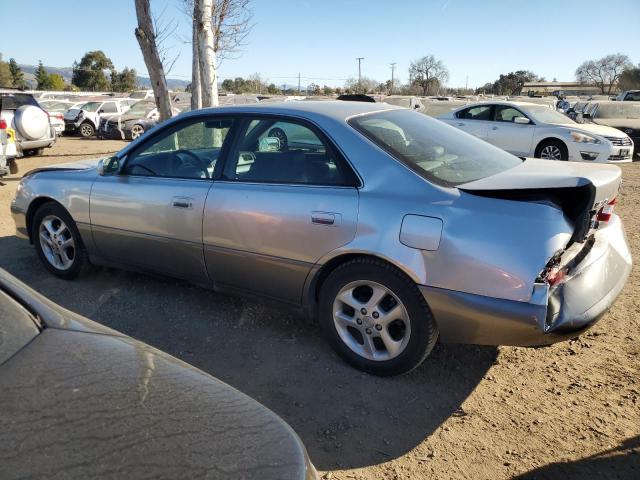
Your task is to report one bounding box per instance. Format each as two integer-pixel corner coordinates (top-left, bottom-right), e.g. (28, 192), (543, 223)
(456, 105), (492, 120)
(224, 118), (354, 186)
(101, 102), (118, 113)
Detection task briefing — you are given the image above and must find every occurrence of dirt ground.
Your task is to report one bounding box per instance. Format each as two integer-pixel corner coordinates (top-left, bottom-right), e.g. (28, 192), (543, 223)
(1, 137), (638, 479)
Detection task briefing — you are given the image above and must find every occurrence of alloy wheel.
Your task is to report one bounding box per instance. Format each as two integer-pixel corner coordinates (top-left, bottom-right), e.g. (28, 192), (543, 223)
(540, 145), (562, 160)
(39, 215), (76, 270)
(332, 280), (411, 361)
(131, 125), (144, 140)
(80, 124), (93, 137)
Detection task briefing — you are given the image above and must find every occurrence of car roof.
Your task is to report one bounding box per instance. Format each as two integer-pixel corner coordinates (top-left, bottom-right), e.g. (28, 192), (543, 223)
(453, 100), (547, 109)
(180, 100), (400, 122)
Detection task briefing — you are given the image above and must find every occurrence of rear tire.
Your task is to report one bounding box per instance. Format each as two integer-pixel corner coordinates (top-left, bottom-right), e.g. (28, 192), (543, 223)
(8, 159), (18, 174)
(32, 202), (90, 280)
(535, 139), (568, 161)
(319, 257), (438, 376)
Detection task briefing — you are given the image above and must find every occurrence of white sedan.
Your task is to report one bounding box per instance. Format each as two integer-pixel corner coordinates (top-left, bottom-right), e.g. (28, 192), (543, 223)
(438, 101), (634, 163)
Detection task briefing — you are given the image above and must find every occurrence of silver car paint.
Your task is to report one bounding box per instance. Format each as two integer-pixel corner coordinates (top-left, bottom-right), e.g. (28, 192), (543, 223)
(11, 102), (631, 346)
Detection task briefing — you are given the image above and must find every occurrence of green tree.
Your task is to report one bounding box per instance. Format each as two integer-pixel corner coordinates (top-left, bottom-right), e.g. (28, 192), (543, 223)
(0, 54), (12, 86)
(72, 50), (114, 91)
(266, 83), (279, 94)
(35, 61), (51, 90)
(110, 67), (138, 92)
(8, 58), (26, 89)
(618, 64), (640, 91)
(323, 85), (334, 95)
(48, 73), (66, 90)
(490, 71), (542, 95)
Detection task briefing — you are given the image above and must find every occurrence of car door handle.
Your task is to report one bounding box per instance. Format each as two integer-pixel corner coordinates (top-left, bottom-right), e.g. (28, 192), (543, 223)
(457, 122), (465, 126)
(171, 196), (194, 209)
(492, 126), (499, 130)
(312, 211), (338, 226)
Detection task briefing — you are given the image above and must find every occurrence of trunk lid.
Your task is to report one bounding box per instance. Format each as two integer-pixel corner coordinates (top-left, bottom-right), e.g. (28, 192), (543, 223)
(459, 158), (622, 244)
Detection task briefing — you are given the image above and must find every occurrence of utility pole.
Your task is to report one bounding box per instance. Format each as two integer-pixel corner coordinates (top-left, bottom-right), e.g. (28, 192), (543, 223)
(465, 75), (468, 91)
(298, 72), (301, 95)
(356, 57), (364, 92)
(390, 62), (397, 94)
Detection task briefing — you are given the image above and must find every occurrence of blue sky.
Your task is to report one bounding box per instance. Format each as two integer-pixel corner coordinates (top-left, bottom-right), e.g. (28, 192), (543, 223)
(2, 0), (639, 88)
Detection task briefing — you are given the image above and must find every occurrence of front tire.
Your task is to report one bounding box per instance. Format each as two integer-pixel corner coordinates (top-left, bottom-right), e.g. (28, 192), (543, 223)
(535, 139), (568, 161)
(32, 202), (90, 279)
(79, 122), (95, 138)
(319, 258), (438, 376)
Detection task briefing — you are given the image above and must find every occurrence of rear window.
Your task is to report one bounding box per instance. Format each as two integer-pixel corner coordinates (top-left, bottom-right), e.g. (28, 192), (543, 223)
(349, 109), (522, 187)
(0, 93), (39, 110)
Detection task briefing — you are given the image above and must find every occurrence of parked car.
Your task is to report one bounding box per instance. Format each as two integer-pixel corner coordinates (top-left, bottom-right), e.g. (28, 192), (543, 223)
(129, 89), (155, 100)
(578, 101), (640, 159)
(615, 90), (640, 101)
(0, 267), (317, 479)
(438, 101), (634, 162)
(0, 88), (56, 170)
(12, 102), (631, 376)
(98, 100), (180, 141)
(64, 99), (132, 137)
(566, 100), (589, 121)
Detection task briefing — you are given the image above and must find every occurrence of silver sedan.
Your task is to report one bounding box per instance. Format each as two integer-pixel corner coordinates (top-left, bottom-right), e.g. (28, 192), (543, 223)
(11, 101), (632, 376)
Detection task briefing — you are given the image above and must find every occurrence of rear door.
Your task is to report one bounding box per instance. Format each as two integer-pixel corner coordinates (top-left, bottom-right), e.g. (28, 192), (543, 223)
(487, 105), (536, 156)
(90, 116), (234, 282)
(203, 116), (359, 304)
(449, 104), (493, 140)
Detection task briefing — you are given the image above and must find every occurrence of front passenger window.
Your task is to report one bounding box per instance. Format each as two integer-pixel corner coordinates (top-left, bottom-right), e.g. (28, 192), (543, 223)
(456, 105), (492, 120)
(122, 118), (233, 179)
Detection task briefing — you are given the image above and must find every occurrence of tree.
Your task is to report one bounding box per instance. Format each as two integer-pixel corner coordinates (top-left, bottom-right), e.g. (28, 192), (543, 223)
(8, 58), (26, 89)
(323, 85), (334, 96)
(409, 55), (449, 96)
(35, 61), (52, 90)
(266, 83), (279, 94)
(72, 51), (114, 91)
(618, 64), (640, 91)
(186, 0), (253, 108)
(135, 0), (172, 121)
(0, 55), (12, 86)
(575, 54), (632, 94)
(492, 70), (541, 95)
(344, 76), (379, 94)
(48, 73), (66, 91)
(111, 68), (138, 92)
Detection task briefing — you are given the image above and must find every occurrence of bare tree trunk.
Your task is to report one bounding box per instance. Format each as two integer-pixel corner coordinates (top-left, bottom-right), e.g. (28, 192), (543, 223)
(134, 0), (173, 121)
(197, 0), (219, 107)
(190, 0), (202, 110)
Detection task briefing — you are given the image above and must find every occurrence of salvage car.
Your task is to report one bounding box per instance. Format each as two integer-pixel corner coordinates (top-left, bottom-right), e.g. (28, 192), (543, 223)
(64, 98), (133, 137)
(579, 101), (640, 159)
(0, 267), (317, 479)
(11, 101), (632, 376)
(0, 88), (56, 164)
(98, 100), (180, 141)
(439, 101), (634, 162)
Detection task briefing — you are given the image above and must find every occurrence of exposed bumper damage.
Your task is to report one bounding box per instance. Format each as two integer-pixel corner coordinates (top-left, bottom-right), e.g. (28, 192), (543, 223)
(422, 214), (632, 346)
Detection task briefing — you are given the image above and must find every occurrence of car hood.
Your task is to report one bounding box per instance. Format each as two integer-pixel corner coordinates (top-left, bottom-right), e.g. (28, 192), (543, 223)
(459, 158), (621, 204)
(591, 118), (640, 130)
(0, 268), (313, 480)
(63, 108), (81, 119)
(25, 158), (103, 177)
(560, 122), (629, 138)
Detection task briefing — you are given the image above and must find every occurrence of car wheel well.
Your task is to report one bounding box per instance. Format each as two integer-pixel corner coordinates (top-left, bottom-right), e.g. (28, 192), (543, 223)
(534, 137), (568, 157)
(310, 253), (407, 304)
(26, 197), (64, 243)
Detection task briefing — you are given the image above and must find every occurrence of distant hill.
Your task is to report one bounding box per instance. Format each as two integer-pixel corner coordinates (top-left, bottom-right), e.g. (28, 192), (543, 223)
(18, 63), (190, 90)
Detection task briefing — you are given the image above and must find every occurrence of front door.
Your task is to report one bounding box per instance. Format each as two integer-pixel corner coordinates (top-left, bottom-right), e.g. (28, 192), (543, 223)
(487, 105), (535, 156)
(203, 116), (360, 304)
(450, 104), (493, 140)
(90, 116), (234, 282)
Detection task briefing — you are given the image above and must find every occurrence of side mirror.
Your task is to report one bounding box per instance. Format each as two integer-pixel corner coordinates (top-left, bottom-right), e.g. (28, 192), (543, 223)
(98, 156), (120, 176)
(514, 116), (531, 124)
(98, 109), (104, 114)
(258, 136), (281, 152)
(97, 158), (105, 176)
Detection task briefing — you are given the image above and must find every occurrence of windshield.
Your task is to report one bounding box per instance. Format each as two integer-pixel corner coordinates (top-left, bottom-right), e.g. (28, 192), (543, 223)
(524, 105), (575, 124)
(595, 103), (640, 119)
(349, 109), (522, 187)
(127, 102), (155, 116)
(82, 102), (101, 112)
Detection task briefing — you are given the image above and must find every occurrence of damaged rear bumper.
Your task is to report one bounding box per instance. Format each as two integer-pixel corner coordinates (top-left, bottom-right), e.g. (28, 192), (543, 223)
(421, 215), (632, 346)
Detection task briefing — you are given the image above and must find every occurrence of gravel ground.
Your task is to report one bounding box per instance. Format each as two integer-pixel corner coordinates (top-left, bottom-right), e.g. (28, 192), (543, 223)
(1, 137), (638, 479)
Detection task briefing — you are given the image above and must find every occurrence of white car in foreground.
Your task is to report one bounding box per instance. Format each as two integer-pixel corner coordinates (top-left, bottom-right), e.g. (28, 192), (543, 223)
(438, 101), (634, 163)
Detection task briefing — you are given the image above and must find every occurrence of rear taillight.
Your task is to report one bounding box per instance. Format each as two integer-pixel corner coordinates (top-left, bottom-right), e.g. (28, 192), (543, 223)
(0, 119), (6, 130)
(56, 113), (63, 120)
(597, 197), (617, 222)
